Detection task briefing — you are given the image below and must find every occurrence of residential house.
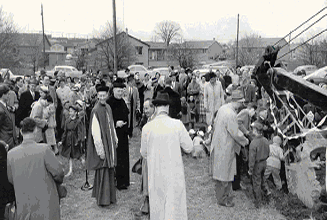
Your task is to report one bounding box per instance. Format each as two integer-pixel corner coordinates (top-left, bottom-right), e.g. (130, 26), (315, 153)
(16, 33), (51, 74)
(93, 31), (149, 71)
(146, 39), (224, 68)
(48, 37), (96, 69)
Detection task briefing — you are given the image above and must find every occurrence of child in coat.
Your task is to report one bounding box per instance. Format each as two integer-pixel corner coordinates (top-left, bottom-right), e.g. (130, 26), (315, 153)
(58, 104), (84, 177)
(263, 136), (290, 193)
(248, 121), (270, 208)
(191, 130), (206, 158)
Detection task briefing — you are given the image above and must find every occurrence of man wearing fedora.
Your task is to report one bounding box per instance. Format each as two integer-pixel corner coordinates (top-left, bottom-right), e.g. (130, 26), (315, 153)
(211, 89), (249, 207)
(141, 91), (193, 219)
(162, 77), (181, 119)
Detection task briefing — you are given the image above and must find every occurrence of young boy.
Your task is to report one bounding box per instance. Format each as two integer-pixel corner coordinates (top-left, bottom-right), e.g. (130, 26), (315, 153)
(263, 136), (290, 193)
(248, 121), (270, 208)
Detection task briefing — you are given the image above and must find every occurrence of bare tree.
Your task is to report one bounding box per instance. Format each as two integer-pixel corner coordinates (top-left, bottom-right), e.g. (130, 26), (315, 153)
(168, 39), (197, 69)
(237, 34), (263, 66)
(0, 7), (19, 68)
(94, 21), (136, 71)
(296, 38), (327, 67)
(155, 21), (181, 47)
(21, 34), (43, 73)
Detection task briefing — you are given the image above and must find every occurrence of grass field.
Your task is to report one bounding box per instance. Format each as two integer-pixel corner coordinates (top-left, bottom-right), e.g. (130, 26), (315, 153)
(58, 128), (288, 220)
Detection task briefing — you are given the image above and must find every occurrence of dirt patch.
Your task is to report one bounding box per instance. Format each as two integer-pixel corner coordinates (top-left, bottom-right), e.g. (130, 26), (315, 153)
(59, 128), (286, 220)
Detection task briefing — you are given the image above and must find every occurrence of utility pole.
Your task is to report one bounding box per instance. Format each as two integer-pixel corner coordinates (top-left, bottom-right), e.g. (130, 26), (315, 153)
(236, 14), (239, 68)
(41, 4), (46, 70)
(112, 0), (118, 75)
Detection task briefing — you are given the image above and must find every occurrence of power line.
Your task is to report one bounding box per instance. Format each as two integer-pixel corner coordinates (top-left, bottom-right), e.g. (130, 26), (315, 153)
(277, 29), (327, 60)
(274, 6), (327, 46)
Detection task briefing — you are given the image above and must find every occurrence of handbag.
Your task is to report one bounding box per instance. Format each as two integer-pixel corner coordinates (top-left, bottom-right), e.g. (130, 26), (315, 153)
(56, 183), (67, 199)
(132, 157), (143, 175)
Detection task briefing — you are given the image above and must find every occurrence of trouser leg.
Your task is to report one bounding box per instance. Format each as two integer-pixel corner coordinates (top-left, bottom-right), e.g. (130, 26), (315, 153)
(215, 180), (232, 204)
(252, 161), (266, 202)
(271, 167), (282, 190)
(232, 153), (242, 190)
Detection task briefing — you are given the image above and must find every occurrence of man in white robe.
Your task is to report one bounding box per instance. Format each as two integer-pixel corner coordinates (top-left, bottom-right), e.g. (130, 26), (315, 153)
(211, 89), (249, 207)
(141, 92), (193, 220)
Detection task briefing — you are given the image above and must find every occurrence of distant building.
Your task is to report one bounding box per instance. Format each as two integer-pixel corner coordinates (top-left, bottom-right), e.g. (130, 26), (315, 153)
(16, 33), (51, 74)
(93, 31), (150, 71)
(146, 39), (224, 68)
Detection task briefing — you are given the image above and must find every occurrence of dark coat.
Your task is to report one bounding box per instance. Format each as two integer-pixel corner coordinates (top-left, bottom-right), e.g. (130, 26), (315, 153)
(162, 86), (181, 119)
(16, 90), (40, 126)
(0, 141), (15, 213)
(107, 96), (130, 188)
(0, 102), (15, 149)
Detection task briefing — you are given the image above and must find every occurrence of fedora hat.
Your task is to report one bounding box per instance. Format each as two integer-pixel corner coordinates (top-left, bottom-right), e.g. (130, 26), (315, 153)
(231, 89), (245, 102)
(152, 92), (170, 106)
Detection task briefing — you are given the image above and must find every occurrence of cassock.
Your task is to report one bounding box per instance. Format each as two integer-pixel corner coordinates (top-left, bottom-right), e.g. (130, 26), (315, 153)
(86, 102), (118, 206)
(107, 96), (130, 189)
(141, 114), (193, 220)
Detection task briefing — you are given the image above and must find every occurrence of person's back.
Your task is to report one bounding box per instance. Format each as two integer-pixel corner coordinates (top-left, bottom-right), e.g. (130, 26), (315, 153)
(141, 98), (193, 219)
(7, 117), (64, 220)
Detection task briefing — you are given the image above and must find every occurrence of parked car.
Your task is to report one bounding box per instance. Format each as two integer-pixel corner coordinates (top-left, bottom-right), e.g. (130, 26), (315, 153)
(128, 65), (152, 79)
(303, 66), (327, 86)
(293, 65), (318, 76)
(36, 66), (83, 79)
(0, 69), (20, 81)
(152, 67), (170, 77)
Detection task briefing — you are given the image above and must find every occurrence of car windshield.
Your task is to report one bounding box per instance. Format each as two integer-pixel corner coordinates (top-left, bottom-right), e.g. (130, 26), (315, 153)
(135, 66), (145, 71)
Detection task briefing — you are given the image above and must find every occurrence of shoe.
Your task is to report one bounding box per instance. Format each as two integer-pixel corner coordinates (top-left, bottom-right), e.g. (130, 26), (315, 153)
(134, 211), (149, 217)
(218, 201), (235, 207)
(116, 185), (128, 190)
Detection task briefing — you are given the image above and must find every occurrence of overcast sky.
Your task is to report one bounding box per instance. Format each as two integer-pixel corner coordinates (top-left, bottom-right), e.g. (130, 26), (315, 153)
(2, 0), (327, 43)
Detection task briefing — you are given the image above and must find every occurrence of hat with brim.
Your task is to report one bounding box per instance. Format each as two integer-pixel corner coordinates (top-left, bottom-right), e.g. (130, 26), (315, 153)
(231, 89), (245, 102)
(96, 85), (109, 93)
(152, 92), (170, 106)
(207, 72), (217, 79)
(113, 77), (126, 88)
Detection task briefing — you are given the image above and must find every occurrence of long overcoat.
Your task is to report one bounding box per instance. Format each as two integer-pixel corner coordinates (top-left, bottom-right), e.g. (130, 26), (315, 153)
(141, 115), (193, 220)
(204, 81), (225, 125)
(7, 138), (64, 220)
(212, 103), (248, 181)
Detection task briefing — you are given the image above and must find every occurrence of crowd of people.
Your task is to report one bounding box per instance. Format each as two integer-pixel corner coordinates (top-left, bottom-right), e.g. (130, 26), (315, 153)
(0, 65), (291, 219)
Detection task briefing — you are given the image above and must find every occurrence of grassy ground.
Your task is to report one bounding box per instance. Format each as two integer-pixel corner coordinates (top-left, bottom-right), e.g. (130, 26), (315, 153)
(58, 128), (287, 220)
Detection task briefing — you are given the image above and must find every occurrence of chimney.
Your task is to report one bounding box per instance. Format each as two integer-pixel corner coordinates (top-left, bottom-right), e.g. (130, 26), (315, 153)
(213, 38), (215, 41)
(126, 28), (128, 35)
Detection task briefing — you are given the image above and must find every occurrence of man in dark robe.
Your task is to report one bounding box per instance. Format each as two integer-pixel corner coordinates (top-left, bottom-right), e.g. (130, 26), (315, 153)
(86, 85), (118, 206)
(107, 78), (130, 190)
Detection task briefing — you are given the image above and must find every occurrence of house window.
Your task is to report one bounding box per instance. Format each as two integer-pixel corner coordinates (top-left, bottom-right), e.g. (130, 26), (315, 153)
(135, 46), (143, 55)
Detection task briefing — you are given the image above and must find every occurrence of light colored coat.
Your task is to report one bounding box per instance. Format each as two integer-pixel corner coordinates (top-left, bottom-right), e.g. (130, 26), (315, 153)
(204, 81), (225, 125)
(212, 103), (248, 182)
(7, 138), (64, 220)
(141, 114), (193, 220)
(30, 100), (47, 143)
